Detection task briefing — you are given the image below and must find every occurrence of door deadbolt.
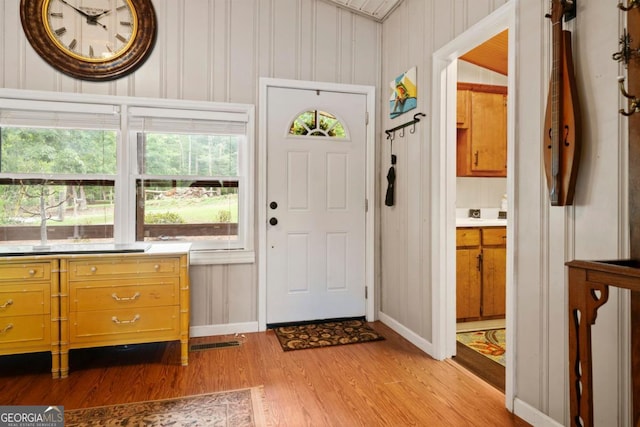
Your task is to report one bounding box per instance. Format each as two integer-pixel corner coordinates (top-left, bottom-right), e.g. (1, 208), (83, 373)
(270, 201), (278, 209)
(269, 217), (278, 226)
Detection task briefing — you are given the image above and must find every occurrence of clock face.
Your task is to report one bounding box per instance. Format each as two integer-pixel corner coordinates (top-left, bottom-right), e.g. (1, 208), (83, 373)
(43, 0), (137, 62)
(20, 0), (157, 81)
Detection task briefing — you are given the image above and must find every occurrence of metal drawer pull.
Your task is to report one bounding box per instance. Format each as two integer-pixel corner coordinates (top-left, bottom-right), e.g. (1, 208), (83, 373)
(1, 323), (13, 333)
(112, 292), (141, 302)
(28, 269), (36, 276)
(90, 266), (97, 273)
(154, 264), (160, 270)
(0, 299), (13, 309)
(112, 314), (140, 324)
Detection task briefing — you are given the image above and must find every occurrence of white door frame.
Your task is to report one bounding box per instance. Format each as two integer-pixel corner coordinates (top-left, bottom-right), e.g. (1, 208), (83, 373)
(430, 2), (516, 411)
(258, 77), (376, 330)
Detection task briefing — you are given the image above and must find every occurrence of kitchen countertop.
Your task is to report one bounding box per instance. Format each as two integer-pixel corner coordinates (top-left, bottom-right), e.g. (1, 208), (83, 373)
(456, 218), (507, 227)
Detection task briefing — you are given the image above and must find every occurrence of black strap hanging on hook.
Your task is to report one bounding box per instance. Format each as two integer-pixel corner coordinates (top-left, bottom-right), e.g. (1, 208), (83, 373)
(385, 140), (397, 207)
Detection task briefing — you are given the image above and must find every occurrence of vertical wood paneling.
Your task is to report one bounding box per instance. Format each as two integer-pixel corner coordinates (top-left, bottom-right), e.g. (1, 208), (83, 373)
(315, 1), (339, 82)
(182, 0), (212, 101)
(273, 0), (299, 79)
(163, 0), (182, 99)
(212, 0), (229, 102)
(229, 0), (256, 104)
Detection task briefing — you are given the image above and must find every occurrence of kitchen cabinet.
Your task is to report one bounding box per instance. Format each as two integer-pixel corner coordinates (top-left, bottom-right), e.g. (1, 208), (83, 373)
(456, 83), (507, 177)
(456, 226), (506, 321)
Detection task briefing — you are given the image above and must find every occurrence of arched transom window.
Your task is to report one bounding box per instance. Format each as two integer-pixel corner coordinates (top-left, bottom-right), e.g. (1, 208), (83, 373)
(289, 110), (347, 138)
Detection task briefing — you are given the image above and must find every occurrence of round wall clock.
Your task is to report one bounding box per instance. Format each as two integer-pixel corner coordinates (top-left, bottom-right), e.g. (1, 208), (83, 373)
(20, 0), (157, 81)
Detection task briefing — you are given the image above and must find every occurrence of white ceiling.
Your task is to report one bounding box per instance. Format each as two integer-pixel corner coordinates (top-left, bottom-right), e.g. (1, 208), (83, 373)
(323, 0), (404, 22)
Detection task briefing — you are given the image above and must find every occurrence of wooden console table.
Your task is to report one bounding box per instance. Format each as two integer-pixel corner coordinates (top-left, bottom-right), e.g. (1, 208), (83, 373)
(566, 259), (640, 427)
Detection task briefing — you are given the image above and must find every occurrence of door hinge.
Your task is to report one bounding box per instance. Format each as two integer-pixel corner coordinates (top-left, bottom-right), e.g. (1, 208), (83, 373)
(365, 286), (368, 299)
(365, 111), (369, 125)
(365, 198), (369, 212)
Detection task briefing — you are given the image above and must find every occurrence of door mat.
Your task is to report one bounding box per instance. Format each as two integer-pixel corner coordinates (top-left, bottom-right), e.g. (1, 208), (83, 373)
(272, 319), (384, 351)
(456, 328), (506, 366)
(64, 386), (268, 426)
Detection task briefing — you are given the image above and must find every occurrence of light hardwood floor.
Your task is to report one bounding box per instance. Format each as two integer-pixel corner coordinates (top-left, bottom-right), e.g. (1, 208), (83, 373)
(0, 321), (530, 426)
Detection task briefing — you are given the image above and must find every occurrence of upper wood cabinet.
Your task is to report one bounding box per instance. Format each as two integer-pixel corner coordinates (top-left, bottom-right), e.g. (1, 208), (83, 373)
(456, 83), (507, 177)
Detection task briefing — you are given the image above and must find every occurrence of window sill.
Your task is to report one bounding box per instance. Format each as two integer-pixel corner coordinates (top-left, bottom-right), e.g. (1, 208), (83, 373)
(189, 249), (255, 265)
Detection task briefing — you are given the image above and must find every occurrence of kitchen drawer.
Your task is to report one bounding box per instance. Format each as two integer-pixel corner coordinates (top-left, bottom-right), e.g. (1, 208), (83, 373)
(456, 228), (481, 247)
(0, 284), (49, 317)
(482, 227), (507, 246)
(68, 257), (180, 280)
(70, 278), (179, 312)
(0, 262), (51, 282)
(70, 306), (180, 344)
(0, 314), (50, 348)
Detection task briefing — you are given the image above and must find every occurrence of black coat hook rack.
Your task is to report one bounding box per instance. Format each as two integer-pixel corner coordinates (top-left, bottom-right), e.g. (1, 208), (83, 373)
(385, 112), (426, 141)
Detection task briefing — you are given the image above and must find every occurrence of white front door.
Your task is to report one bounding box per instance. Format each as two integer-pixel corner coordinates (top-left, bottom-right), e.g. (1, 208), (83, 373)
(266, 86), (367, 325)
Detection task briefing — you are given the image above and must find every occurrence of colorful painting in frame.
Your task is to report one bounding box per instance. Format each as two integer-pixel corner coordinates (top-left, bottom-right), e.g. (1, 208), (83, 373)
(389, 67), (417, 119)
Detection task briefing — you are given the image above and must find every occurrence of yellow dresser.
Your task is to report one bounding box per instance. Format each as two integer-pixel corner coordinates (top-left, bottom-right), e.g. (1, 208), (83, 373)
(0, 257), (60, 378)
(59, 252), (189, 378)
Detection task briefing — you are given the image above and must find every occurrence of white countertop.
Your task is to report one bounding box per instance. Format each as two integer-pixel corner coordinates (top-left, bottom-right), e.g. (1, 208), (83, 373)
(456, 218), (507, 227)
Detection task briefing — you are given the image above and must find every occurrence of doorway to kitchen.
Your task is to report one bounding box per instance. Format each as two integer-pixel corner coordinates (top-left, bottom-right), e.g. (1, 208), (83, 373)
(454, 30), (509, 392)
(430, 1), (515, 410)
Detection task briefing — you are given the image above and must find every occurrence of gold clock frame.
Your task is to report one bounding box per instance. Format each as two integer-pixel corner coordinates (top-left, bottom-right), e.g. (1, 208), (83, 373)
(20, 0), (157, 82)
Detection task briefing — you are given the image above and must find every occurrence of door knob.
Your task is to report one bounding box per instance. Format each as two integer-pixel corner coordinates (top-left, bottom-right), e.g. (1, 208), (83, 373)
(269, 217), (278, 226)
(270, 201), (278, 209)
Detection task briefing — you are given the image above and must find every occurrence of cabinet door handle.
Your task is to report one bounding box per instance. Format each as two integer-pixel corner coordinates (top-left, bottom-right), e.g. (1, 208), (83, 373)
(112, 292), (140, 302)
(474, 151), (479, 166)
(112, 314), (140, 324)
(0, 299), (13, 309)
(0, 323), (13, 333)
(476, 253), (483, 271)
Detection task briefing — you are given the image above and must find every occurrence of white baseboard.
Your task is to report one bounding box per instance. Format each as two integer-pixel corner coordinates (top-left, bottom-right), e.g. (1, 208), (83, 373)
(378, 311), (434, 357)
(190, 322), (260, 338)
(513, 398), (565, 427)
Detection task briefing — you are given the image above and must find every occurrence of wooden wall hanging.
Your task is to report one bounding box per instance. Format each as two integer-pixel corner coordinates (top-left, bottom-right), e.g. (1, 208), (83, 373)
(543, 0), (581, 206)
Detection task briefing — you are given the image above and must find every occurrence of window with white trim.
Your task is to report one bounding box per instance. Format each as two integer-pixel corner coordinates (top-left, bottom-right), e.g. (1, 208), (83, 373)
(0, 92), (254, 258)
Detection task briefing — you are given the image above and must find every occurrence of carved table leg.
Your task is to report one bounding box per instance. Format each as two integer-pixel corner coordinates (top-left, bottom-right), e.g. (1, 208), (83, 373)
(567, 266), (609, 427)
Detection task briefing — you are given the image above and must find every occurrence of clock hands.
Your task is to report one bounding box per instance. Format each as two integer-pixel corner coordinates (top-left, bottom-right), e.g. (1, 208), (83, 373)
(58, 0), (110, 30)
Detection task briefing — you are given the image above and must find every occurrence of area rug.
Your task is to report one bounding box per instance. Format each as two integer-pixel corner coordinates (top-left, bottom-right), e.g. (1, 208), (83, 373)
(272, 319), (384, 351)
(456, 328), (506, 366)
(64, 386), (268, 426)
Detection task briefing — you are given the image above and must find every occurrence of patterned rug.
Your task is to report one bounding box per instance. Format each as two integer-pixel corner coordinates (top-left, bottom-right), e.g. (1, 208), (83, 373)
(64, 386), (268, 426)
(456, 328), (506, 366)
(272, 319), (384, 351)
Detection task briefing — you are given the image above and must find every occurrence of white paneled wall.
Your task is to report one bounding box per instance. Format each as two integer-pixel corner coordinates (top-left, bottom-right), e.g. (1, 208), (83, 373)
(382, 0), (626, 425)
(0, 0), (380, 329)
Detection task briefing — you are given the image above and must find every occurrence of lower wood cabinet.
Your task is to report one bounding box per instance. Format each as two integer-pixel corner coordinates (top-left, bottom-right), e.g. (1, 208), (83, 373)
(0, 249), (189, 378)
(60, 252), (190, 377)
(456, 227), (506, 321)
(0, 258), (60, 378)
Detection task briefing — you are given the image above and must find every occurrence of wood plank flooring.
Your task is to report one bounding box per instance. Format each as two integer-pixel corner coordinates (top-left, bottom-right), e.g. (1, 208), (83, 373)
(0, 321), (530, 426)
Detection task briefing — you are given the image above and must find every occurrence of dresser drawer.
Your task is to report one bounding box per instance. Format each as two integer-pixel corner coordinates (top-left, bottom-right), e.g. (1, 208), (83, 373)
(482, 227), (507, 246)
(0, 262), (51, 282)
(70, 278), (179, 312)
(456, 228), (481, 247)
(0, 314), (51, 348)
(68, 257), (180, 280)
(70, 306), (180, 344)
(0, 284), (49, 317)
